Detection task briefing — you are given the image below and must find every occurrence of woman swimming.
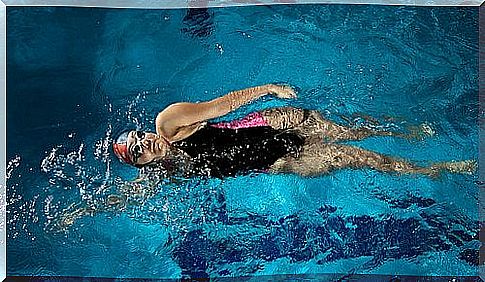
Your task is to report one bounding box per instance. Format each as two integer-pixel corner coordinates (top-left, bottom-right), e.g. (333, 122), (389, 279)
(113, 84), (475, 178)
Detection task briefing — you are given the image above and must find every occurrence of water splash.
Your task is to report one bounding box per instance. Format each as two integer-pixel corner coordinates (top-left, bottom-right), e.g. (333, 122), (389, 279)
(125, 91), (148, 130)
(7, 156), (40, 241)
(37, 88), (157, 232)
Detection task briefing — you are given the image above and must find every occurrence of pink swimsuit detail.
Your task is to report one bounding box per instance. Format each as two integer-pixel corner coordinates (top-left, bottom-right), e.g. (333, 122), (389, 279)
(209, 112), (271, 173)
(209, 112), (269, 129)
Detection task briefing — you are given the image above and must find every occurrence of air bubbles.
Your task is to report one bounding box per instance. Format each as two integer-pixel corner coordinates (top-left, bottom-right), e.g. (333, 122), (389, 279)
(40, 146), (60, 173)
(420, 122), (435, 137)
(94, 124), (113, 162)
(215, 43), (224, 55)
(238, 31), (252, 38)
(7, 155), (21, 180)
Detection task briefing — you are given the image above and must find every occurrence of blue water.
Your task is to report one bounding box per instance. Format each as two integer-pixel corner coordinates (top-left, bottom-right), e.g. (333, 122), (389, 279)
(7, 5), (479, 279)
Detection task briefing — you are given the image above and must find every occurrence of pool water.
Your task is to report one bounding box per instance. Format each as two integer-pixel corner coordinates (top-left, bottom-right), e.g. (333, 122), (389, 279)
(6, 5), (479, 279)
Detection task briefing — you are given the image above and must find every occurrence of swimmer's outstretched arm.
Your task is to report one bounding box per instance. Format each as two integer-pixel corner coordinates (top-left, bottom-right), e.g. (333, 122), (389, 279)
(156, 84), (296, 142)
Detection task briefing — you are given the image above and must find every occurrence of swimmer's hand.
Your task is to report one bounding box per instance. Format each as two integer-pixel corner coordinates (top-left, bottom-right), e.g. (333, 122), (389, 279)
(268, 84), (297, 99)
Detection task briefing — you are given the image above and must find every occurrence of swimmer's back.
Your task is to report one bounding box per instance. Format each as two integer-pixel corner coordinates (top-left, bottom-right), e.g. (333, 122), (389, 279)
(172, 124), (304, 177)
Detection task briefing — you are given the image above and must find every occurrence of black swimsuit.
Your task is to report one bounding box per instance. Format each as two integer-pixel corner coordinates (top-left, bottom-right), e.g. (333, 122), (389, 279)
(171, 124), (305, 177)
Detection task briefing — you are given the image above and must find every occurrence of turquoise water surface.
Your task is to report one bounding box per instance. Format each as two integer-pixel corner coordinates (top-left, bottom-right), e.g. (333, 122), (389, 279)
(7, 5), (479, 279)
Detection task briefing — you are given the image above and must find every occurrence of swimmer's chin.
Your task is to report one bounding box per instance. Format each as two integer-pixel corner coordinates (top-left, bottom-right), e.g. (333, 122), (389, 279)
(152, 137), (171, 159)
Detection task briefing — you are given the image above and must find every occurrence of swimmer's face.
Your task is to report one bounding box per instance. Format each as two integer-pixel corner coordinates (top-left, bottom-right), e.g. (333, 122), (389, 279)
(126, 131), (170, 166)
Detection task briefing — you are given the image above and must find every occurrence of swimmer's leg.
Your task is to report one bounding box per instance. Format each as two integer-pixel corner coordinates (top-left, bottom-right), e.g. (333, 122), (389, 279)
(260, 107), (396, 141)
(430, 160), (477, 175)
(269, 143), (474, 177)
(260, 107), (307, 130)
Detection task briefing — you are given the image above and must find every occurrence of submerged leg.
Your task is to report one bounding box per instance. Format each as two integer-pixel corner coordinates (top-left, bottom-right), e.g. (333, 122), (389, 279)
(270, 143), (475, 177)
(260, 107), (396, 142)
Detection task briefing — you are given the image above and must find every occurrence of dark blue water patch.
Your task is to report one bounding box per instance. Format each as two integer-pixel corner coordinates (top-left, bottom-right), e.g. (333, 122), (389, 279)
(182, 8), (214, 38)
(418, 212), (478, 257)
(170, 209), (479, 278)
(459, 249), (479, 266)
(371, 190), (437, 209)
(318, 204), (338, 215)
(7, 7), (109, 165)
(171, 229), (211, 278)
(451, 230), (477, 242)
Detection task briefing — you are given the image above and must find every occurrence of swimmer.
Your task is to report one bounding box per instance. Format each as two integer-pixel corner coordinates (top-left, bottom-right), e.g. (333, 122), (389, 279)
(113, 84), (476, 178)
